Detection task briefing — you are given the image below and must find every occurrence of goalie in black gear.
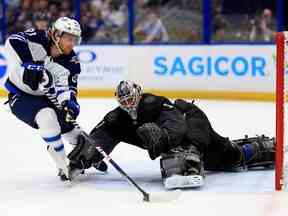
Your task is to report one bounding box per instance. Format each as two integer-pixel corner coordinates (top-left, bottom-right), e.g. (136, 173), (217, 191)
(69, 80), (275, 189)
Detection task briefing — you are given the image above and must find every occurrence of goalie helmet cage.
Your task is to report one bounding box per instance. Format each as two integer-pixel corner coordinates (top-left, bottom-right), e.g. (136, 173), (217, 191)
(276, 31), (288, 191)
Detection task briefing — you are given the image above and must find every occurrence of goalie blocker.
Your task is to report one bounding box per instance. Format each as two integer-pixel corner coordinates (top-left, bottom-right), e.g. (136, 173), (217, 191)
(68, 135), (108, 173)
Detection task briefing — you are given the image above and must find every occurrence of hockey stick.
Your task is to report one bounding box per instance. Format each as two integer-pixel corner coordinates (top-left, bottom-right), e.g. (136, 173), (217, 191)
(43, 88), (181, 203)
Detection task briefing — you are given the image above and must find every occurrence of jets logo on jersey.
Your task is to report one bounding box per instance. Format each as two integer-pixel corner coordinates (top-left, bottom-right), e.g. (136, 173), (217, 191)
(0, 53), (8, 80)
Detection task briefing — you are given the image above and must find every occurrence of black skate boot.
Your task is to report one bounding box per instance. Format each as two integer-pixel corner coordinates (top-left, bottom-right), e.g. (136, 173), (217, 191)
(58, 169), (69, 181)
(57, 168), (84, 181)
(57, 160), (85, 181)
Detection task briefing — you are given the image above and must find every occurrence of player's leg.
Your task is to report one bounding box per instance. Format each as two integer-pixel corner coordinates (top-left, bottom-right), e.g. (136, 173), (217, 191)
(159, 99), (212, 189)
(232, 135), (275, 169)
(35, 107), (73, 180)
(205, 130), (275, 171)
(204, 132), (244, 171)
(7, 93), (72, 180)
(174, 99), (266, 172)
(174, 99), (214, 152)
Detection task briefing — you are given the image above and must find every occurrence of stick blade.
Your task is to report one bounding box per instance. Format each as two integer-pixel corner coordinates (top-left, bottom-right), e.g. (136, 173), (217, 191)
(146, 189), (181, 203)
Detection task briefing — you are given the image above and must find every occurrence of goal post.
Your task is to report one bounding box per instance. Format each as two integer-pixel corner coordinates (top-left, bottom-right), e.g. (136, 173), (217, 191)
(276, 31), (288, 190)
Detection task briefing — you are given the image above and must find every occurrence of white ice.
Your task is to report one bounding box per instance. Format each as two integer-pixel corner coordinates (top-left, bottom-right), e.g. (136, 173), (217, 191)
(0, 98), (287, 216)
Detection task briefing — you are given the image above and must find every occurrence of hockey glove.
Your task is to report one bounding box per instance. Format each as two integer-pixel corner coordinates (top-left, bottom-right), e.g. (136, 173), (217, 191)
(61, 96), (80, 121)
(136, 122), (169, 160)
(22, 62), (45, 91)
(68, 134), (105, 170)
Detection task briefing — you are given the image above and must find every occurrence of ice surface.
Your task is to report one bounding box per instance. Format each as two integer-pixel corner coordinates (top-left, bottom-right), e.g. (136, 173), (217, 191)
(0, 98), (287, 216)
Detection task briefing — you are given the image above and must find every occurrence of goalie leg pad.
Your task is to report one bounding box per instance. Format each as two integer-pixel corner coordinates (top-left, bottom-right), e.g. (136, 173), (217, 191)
(233, 135), (275, 169)
(160, 145), (204, 189)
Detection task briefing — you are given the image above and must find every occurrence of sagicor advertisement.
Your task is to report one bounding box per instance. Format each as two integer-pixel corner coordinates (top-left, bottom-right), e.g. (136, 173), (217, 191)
(0, 45), (276, 99)
(129, 45), (275, 93)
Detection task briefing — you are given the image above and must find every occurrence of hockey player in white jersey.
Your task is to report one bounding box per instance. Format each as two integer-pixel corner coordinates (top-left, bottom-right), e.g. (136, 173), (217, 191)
(3, 17), (104, 181)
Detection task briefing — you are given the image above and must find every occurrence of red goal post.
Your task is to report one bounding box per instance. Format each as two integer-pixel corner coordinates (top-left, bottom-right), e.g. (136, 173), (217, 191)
(276, 31), (288, 190)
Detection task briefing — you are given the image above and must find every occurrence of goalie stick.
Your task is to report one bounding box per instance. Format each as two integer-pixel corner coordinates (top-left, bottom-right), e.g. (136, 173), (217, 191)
(42, 86), (181, 203)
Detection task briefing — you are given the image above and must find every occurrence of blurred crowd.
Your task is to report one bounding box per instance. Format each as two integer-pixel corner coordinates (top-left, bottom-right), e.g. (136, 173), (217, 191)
(0, 0), (283, 44)
(134, 0), (203, 43)
(212, 0), (276, 42)
(6, 0), (73, 33)
(4, 0), (128, 43)
(80, 0), (127, 43)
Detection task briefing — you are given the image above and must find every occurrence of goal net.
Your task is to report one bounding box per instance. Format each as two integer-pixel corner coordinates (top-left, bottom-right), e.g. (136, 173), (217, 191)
(276, 31), (288, 190)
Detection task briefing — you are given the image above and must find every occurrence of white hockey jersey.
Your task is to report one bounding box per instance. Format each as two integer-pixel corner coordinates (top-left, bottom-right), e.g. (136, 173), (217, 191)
(4, 28), (80, 102)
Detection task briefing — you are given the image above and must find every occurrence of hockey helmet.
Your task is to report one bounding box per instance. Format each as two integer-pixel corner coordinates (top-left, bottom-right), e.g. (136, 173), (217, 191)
(51, 17), (82, 51)
(115, 80), (142, 113)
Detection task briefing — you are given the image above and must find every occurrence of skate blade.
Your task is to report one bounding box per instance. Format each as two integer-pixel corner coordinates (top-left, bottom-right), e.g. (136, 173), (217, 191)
(164, 174), (204, 189)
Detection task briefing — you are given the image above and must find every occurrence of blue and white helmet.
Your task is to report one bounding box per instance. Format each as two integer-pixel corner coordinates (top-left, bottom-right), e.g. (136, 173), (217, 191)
(51, 17), (82, 45)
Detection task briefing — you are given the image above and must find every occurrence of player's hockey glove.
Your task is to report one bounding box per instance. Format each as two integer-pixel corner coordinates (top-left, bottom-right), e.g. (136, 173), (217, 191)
(61, 95), (80, 120)
(22, 62), (45, 91)
(136, 122), (169, 160)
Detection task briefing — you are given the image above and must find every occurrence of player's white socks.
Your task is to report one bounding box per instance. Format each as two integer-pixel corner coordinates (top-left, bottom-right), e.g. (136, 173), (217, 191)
(35, 108), (70, 177)
(47, 145), (70, 178)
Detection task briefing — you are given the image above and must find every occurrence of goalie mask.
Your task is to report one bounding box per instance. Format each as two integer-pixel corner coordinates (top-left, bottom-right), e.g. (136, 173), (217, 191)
(115, 80), (142, 120)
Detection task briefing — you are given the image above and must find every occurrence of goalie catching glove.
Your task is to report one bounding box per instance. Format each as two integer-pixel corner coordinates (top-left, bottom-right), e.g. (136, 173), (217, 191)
(136, 122), (169, 160)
